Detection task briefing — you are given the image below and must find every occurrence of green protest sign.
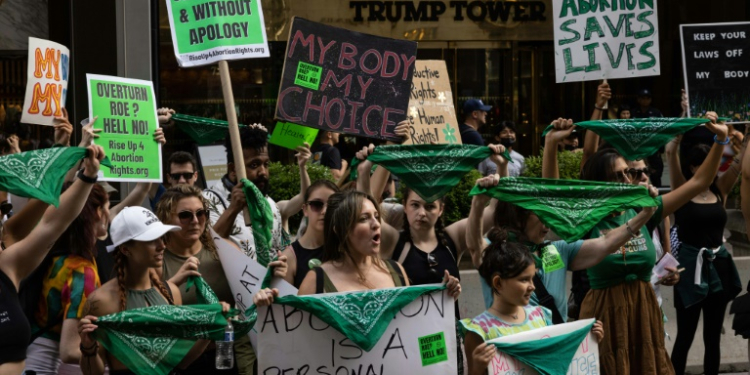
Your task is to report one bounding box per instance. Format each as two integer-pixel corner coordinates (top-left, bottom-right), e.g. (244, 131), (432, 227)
(164, 0), (270, 67)
(86, 74), (162, 183)
(418, 332), (448, 366)
(269, 122), (318, 150)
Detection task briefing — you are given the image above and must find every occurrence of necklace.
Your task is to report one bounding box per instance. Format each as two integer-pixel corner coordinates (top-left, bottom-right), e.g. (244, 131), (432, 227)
(490, 306), (518, 320)
(700, 191), (709, 201)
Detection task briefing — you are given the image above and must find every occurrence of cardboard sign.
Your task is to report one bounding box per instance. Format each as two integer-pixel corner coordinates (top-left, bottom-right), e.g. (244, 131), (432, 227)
(164, 0), (270, 67)
(680, 22), (750, 122)
(404, 60), (461, 145)
(197, 145), (227, 189)
(487, 319), (599, 375)
(269, 122), (319, 150)
(21, 37), (70, 126)
(552, 1), (660, 82)
(275, 17), (418, 141)
(86, 74), (162, 182)
(257, 289), (457, 374)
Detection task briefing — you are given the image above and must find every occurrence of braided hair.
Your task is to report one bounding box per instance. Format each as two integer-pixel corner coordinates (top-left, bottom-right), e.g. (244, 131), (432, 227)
(113, 244), (174, 312)
(401, 187), (451, 251)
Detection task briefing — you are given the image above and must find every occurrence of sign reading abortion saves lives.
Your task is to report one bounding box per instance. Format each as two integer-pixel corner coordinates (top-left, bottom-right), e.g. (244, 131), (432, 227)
(257, 289), (457, 374)
(87, 74), (162, 182)
(680, 22), (750, 121)
(552, 0), (660, 82)
(276, 17), (418, 141)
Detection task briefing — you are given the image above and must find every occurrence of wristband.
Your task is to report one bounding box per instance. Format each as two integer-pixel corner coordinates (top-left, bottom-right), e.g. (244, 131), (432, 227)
(625, 220), (638, 238)
(77, 169), (98, 184)
(594, 106), (605, 111)
(80, 342), (99, 357)
(714, 135), (731, 145)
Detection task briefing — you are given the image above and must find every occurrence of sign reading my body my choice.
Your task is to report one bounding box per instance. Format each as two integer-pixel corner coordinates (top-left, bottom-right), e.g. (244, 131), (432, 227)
(276, 17), (418, 141)
(164, 0), (270, 67)
(87, 74), (162, 182)
(681, 22), (750, 121)
(552, 0), (660, 82)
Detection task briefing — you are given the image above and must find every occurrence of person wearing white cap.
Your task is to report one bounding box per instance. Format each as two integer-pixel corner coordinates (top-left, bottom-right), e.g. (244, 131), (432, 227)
(76, 206), (227, 375)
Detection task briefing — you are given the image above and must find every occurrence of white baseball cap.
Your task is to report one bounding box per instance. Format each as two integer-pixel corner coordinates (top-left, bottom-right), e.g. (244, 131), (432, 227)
(106, 207), (180, 253)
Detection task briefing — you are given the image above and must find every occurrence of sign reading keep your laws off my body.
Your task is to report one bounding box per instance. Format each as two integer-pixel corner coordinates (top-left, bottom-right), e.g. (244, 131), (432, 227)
(275, 17), (418, 141)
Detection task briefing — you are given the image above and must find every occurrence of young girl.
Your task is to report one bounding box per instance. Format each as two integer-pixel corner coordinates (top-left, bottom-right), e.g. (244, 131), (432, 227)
(462, 229), (603, 375)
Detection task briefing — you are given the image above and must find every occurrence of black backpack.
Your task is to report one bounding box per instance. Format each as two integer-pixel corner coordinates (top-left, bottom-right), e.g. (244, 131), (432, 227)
(18, 248), (67, 344)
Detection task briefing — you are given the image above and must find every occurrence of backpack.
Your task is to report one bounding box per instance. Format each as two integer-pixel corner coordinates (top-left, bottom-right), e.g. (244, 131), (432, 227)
(18, 248), (67, 344)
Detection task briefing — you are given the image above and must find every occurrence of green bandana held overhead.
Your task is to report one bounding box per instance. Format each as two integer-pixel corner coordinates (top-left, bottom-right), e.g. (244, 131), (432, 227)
(542, 118), (710, 160)
(364, 144), (510, 203)
(489, 320), (595, 375)
(240, 178), (274, 267)
(245, 284), (446, 351)
(171, 113), (248, 145)
(0, 147), (112, 207)
(93, 277), (252, 375)
(470, 177), (659, 242)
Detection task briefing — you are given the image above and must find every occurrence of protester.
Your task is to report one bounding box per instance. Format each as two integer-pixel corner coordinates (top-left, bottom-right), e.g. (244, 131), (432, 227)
(0, 145), (104, 375)
(461, 230), (604, 375)
(149, 151), (199, 209)
(544, 114), (729, 374)
(76, 207), (222, 375)
(619, 104), (632, 119)
(312, 130), (344, 180)
(478, 121), (525, 177)
(459, 99), (491, 146)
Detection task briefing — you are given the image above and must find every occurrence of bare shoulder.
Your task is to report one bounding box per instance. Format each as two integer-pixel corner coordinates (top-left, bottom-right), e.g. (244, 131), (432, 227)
(85, 280), (120, 317)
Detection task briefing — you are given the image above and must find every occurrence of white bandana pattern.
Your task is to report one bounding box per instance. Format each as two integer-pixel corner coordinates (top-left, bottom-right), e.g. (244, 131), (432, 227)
(601, 118), (682, 152)
(317, 287), (406, 337)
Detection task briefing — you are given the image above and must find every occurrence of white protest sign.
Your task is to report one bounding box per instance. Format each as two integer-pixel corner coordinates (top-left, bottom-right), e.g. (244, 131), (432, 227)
(21, 37), (70, 126)
(552, 1), (660, 82)
(197, 145), (227, 189)
(257, 288), (457, 374)
(487, 319), (599, 375)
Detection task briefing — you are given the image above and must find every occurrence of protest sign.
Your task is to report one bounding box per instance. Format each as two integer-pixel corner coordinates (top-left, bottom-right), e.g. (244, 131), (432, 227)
(269, 122), (319, 150)
(680, 22), (750, 122)
(404, 60), (461, 145)
(164, 0), (270, 67)
(275, 17), (418, 141)
(21, 37), (69, 126)
(197, 145), (227, 189)
(257, 288), (457, 374)
(87, 74), (161, 182)
(552, 1), (660, 82)
(486, 319), (599, 375)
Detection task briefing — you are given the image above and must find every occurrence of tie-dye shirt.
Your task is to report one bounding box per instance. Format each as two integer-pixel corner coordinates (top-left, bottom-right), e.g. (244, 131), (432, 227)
(32, 255), (100, 341)
(460, 306), (553, 341)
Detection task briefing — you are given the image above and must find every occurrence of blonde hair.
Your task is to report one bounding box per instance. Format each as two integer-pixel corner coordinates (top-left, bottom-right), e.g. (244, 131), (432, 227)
(155, 184), (218, 259)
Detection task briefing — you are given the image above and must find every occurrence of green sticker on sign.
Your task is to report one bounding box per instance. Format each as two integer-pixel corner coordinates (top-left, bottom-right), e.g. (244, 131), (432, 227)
(295, 61), (323, 90)
(418, 332), (448, 366)
(269, 122), (319, 150)
(541, 244), (565, 273)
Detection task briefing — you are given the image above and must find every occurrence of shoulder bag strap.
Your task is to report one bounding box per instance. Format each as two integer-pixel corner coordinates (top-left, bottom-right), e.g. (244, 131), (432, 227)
(532, 274), (565, 324)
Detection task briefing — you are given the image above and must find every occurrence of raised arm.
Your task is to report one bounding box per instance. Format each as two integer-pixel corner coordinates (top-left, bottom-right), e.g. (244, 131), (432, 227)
(1, 199), (50, 247)
(354, 144), (399, 258)
(582, 82), (611, 170)
(542, 118), (576, 179)
(278, 143), (312, 224)
(665, 135), (687, 190)
(368, 121), (409, 201)
(465, 176), (499, 268)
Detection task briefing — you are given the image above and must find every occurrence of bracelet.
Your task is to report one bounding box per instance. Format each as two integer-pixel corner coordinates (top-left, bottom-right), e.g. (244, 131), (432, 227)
(80, 342), (99, 357)
(625, 220), (638, 237)
(594, 106), (605, 111)
(714, 135), (731, 145)
(77, 169), (98, 184)
(733, 156), (741, 164)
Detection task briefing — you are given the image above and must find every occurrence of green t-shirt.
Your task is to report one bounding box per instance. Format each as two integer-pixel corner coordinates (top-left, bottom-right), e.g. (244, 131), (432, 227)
(586, 197), (663, 289)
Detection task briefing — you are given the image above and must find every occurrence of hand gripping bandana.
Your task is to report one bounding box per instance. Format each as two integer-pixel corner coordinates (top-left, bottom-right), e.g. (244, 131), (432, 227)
(240, 178), (274, 267)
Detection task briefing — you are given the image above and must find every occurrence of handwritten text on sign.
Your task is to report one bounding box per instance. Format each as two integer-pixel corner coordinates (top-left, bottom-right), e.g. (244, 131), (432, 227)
(87, 74), (162, 182)
(21, 37), (70, 126)
(404, 60), (461, 145)
(258, 289), (457, 374)
(276, 17), (417, 141)
(552, 0), (660, 82)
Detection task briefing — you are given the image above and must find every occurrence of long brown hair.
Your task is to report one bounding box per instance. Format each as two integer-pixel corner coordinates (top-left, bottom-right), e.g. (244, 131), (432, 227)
(113, 245), (174, 312)
(400, 186), (450, 250)
(51, 182), (108, 261)
(155, 184), (218, 259)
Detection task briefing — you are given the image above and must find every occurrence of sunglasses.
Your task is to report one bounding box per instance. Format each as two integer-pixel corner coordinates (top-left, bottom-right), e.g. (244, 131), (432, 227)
(614, 170), (630, 183)
(306, 200), (327, 213)
(427, 253), (439, 278)
(176, 209), (208, 224)
(169, 172), (195, 181)
(626, 168), (651, 180)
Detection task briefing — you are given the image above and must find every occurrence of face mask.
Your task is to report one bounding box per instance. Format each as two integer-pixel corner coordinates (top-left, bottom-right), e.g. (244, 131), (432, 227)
(499, 138), (515, 148)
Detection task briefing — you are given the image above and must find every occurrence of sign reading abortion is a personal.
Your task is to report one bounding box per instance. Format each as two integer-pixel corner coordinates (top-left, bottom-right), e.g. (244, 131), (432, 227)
(552, 0), (660, 82)
(164, 0), (270, 67)
(681, 22), (750, 121)
(276, 17), (418, 141)
(87, 74), (162, 183)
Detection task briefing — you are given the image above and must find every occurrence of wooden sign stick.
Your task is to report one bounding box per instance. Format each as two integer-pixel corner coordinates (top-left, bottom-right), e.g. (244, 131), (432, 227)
(602, 78), (609, 119)
(219, 60), (252, 225)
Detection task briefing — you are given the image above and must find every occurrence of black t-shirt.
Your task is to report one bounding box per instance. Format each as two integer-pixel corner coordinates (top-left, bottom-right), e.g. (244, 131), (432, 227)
(0, 269), (30, 364)
(631, 106), (663, 118)
(674, 194), (726, 249)
(459, 124), (484, 146)
(291, 240), (324, 289)
(312, 144), (342, 170)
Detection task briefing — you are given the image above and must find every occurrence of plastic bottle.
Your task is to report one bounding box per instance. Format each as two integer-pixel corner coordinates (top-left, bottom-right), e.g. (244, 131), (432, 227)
(215, 320), (234, 369)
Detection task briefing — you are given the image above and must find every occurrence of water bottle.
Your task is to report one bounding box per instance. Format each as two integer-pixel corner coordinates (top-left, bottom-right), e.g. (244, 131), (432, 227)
(215, 320), (234, 369)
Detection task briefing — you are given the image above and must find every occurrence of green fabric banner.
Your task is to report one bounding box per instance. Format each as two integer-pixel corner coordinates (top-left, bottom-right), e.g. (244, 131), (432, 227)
(172, 113), (248, 146)
(239, 178), (274, 267)
(0, 147), (112, 207)
(470, 177), (659, 242)
(542, 118), (709, 160)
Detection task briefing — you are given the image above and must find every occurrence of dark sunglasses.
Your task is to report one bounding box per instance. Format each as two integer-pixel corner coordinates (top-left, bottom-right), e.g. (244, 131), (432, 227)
(176, 209), (208, 224)
(306, 200), (327, 213)
(169, 172), (195, 181)
(626, 168), (651, 180)
(427, 253), (439, 278)
(614, 170), (630, 182)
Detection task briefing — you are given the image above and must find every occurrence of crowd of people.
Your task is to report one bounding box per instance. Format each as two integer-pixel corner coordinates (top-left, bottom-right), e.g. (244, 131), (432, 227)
(0, 82), (748, 375)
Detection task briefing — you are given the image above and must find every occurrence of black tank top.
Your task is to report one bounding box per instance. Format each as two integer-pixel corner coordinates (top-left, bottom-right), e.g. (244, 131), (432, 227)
(0, 269), (31, 364)
(392, 232), (460, 285)
(674, 193), (727, 248)
(291, 240), (324, 289)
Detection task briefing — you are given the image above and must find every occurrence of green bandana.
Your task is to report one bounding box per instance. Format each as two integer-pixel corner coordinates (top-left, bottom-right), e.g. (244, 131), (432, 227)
(489, 319), (595, 375)
(0, 147), (112, 207)
(542, 118), (709, 160)
(247, 284), (445, 351)
(471, 177), (658, 242)
(240, 178), (274, 267)
(94, 276), (252, 375)
(172, 113), (248, 145)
